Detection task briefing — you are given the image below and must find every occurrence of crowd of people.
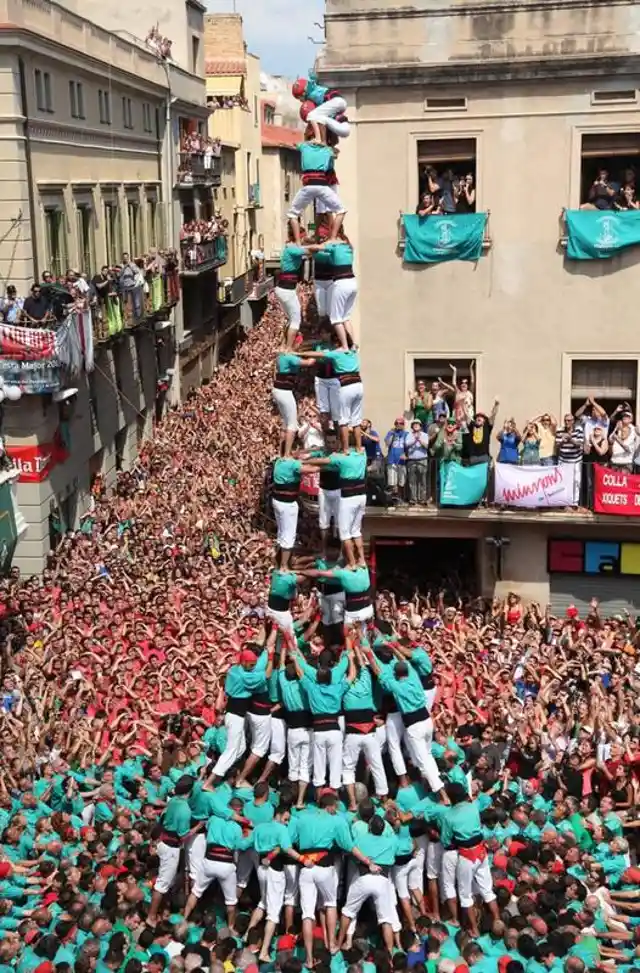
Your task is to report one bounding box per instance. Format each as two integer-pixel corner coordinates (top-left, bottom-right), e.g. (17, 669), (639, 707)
(580, 166), (639, 211)
(207, 95), (251, 112)
(416, 168), (477, 217)
(2, 67), (640, 973)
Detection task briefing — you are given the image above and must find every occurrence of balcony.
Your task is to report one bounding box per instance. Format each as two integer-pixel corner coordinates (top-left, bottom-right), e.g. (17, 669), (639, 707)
(176, 153), (222, 188)
(247, 182), (261, 208)
(247, 274), (274, 302)
(0, 307), (95, 394)
(180, 236), (228, 276)
(218, 270), (254, 306)
(93, 266), (180, 344)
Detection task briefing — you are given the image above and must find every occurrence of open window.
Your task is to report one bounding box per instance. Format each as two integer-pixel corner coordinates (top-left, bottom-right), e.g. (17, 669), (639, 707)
(580, 132), (640, 208)
(412, 357), (476, 411)
(416, 137), (476, 215)
(570, 359), (638, 419)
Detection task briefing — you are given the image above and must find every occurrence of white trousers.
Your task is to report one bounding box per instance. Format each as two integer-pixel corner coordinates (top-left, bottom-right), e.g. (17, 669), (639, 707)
(339, 492), (366, 540)
(288, 726), (312, 782)
(313, 727), (343, 789)
(441, 849), (458, 901)
(315, 279), (333, 318)
(307, 97), (350, 138)
(288, 185), (346, 219)
(426, 841), (444, 883)
(192, 858), (237, 902)
(342, 731), (388, 796)
(321, 591), (345, 626)
(262, 865), (287, 923)
(273, 498), (299, 549)
(338, 382), (363, 428)
(247, 711), (272, 758)
(413, 835), (428, 894)
(155, 841), (181, 893)
(187, 832), (207, 884)
(342, 873), (396, 925)
(274, 286), (301, 330)
(330, 276), (358, 325)
(385, 711), (407, 776)
(300, 863), (338, 919)
(265, 606), (295, 637)
(457, 853), (496, 908)
(212, 711), (246, 778)
(393, 857), (422, 900)
(269, 716), (286, 764)
(284, 862), (299, 906)
(424, 687), (438, 713)
(344, 603), (374, 624)
(315, 376), (340, 420)
(319, 488), (340, 531)
(237, 848), (259, 889)
(272, 388), (298, 431)
(404, 718), (444, 792)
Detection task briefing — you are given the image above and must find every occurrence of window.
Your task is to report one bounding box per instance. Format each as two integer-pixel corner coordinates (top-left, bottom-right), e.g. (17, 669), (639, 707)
(104, 201), (120, 265)
(127, 201), (139, 255)
(191, 35), (200, 74)
(424, 96), (467, 111)
(592, 90), (637, 106)
(44, 206), (67, 278)
(284, 175), (291, 202)
(99, 89), (111, 125)
(35, 69), (53, 112)
(570, 359), (638, 418)
(264, 104), (275, 125)
(142, 102), (153, 133)
(416, 137), (477, 215)
(75, 205), (94, 276)
(580, 133), (640, 207)
(69, 81), (85, 119)
(122, 97), (133, 130)
(147, 199), (157, 248)
(413, 357), (476, 419)
(254, 95), (258, 127)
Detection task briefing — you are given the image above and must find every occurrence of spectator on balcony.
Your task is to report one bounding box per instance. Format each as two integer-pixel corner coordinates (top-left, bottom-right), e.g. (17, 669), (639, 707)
(203, 140), (215, 171)
(385, 417), (408, 500)
(21, 283), (51, 326)
(531, 412), (558, 466)
(496, 418), (521, 465)
(119, 252), (144, 319)
(609, 410), (638, 473)
(409, 380), (433, 428)
(361, 419), (381, 465)
(404, 419), (430, 505)
(41, 269), (54, 285)
(583, 426), (609, 506)
(615, 184), (639, 210)
(439, 363), (474, 430)
(464, 400), (499, 465)
(581, 168), (618, 210)
(415, 192), (439, 217)
(575, 395), (609, 442)
(555, 413), (585, 465)
(455, 174), (476, 213)
(0, 285), (23, 324)
(65, 269), (90, 299)
(434, 415), (463, 465)
(425, 166), (457, 214)
(519, 422), (541, 465)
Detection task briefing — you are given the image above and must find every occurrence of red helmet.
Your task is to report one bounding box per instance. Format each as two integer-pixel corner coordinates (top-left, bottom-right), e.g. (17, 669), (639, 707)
(299, 99), (316, 121)
(292, 78), (307, 99)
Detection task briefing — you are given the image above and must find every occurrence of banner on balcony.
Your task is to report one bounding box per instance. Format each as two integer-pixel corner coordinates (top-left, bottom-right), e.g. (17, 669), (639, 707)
(403, 213), (487, 264)
(593, 465), (640, 515)
(0, 312), (94, 393)
(439, 461), (488, 506)
(5, 438), (67, 482)
(565, 210), (640, 260)
(494, 462), (580, 508)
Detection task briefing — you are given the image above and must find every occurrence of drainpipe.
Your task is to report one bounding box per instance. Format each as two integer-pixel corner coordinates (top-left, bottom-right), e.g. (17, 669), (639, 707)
(160, 59), (176, 246)
(18, 58), (39, 279)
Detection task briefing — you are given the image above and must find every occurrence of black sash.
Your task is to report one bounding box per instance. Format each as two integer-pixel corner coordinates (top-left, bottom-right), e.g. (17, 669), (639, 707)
(341, 479), (366, 498)
(273, 486), (299, 503)
(268, 594), (290, 611)
(312, 713), (340, 732)
(274, 374), (295, 391)
(403, 705), (428, 728)
(205, 844), (234, 862)
(338, 373), (361, 387)
(283, 709), (311, 729)
(227, 696), (249, 717)
(345, 591), (370, 612)
(333, 266), (354, 280)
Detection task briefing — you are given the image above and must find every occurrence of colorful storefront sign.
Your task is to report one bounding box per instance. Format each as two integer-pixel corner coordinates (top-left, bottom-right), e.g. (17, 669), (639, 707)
(5, 440), (67, 482)
(548, 538), (640, 577)
(494, 462), (580, 508)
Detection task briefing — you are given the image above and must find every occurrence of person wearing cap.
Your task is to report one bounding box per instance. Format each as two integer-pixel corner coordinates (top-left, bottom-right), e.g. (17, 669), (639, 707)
(464, 400), (499, 466)
(293, 791), (377, 967)
(404, 419), (431, 505)
(147, 775), (198, 926)
(291, 72), (350, 143)
(385, 418), (408, 501)
(439, 782), (498, 937)
(368, 644), (445, 798)
(212, 646), (272, 782)
(183, 796), (253, 927)
(277, 637), (312, 808)
(234, 634), (278, 789)
(291, 643), (349, 792)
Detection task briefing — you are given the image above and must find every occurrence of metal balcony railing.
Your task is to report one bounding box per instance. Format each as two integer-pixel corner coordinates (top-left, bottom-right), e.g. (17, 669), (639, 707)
(176, 153), (222, 187)
(180, 236), (228, 274)
(248, 182), (261, 207)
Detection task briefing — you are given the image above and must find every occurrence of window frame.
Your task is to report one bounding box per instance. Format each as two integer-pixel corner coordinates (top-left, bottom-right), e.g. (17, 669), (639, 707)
(36, 69), (54, 113)
(127, 199), (140, 255)
(407, 129), (482, 215)
(99, 89), (112, 126)
(69, 80), (85, 119)
(43, 203), (67, 279)
(104, 200), (121, 266)
(142, 102), (153, 134)
(563, 353), (640, 420)
(122, 96), (133, 130)
(403, 350), (484, 414)
(75, 203), (94, 276)
(571, 126), (640, 208)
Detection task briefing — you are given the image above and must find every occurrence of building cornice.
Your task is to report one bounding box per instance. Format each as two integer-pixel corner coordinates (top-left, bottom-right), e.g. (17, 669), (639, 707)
(324, 0), (640, 21)
(317, 52), (640, 88)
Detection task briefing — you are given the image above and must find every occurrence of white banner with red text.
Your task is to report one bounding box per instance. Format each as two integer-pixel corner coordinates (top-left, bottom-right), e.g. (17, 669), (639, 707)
(493, 462), (580, 508)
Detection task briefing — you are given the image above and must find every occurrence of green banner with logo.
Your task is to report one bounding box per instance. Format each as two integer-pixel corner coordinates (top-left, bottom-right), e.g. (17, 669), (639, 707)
(0, 483), (17, 573)
(565, 209), (640, 259)
(403, 213), (487, 264)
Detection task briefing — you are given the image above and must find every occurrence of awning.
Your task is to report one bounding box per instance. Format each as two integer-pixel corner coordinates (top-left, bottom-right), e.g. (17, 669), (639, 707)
(206, 75), (243, 98)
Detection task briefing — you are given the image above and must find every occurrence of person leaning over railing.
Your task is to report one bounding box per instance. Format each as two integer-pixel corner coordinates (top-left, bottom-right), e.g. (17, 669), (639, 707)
(583, 426), (609, 507)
